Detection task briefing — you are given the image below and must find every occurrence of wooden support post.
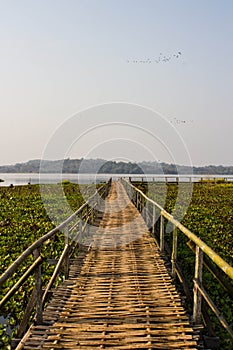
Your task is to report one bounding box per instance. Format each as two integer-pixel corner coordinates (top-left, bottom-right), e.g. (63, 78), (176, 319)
(152, 206), (156, 235)
(33, 248), (43, 324)
(136, 192), (138, 210)
(171, 226), (178, 279)
(17, 286), (37, 339)
(160, 214), (164, 253)
(64, 226), (69, 279)
(193, 246), (204, 324)
(86, 206), (90, 238)
(145, 203), (149, 227)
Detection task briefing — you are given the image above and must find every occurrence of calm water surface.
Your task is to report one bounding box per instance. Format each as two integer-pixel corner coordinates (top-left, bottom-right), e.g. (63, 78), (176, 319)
(0, 173), (233, 187)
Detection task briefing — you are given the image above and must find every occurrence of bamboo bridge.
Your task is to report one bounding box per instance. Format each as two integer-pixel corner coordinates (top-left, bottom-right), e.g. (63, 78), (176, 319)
(1, 179), (233, 349)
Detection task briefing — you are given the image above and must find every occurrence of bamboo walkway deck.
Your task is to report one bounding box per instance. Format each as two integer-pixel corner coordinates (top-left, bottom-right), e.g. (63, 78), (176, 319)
(19, 181), (200, 349)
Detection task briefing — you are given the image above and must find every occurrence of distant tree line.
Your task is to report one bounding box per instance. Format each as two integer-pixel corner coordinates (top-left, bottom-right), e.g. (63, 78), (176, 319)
(0, 158), (233, 175)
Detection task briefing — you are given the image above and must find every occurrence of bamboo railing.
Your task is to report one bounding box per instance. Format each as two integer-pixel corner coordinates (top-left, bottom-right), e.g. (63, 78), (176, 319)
(0, 179), (112, 345)
(120, 178), (233, 340)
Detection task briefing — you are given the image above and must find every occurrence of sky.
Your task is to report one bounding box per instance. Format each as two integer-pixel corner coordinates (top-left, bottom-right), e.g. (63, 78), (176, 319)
(0, 0), (233, 166)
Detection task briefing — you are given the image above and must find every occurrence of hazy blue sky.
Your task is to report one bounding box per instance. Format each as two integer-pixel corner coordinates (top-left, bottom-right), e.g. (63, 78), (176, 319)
(0, 0), (233, 166)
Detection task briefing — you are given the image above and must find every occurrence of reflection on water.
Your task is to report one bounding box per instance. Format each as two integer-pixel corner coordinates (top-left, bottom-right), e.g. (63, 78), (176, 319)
(0, 315), (13, 335)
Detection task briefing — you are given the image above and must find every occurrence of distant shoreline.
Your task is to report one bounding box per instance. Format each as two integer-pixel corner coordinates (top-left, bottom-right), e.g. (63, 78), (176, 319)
(0, 158), (233, 175)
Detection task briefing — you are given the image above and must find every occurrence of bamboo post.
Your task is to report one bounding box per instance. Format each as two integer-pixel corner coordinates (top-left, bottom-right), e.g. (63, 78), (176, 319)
(136, 192), (139, 210)
(86, 206), (90, 238)
(148, 203), (150, 227)
(17, 286), (37, 339)
(152, 206), (156, 235)
(145, 202), (148, 227)
(193, 246), (204, 324)
(171, 226), (178, 279)
(33, 248), (43, 324)
(130, 185), (133, 200)
(64, 226), (69, 279)
(160, 214), (164, 252)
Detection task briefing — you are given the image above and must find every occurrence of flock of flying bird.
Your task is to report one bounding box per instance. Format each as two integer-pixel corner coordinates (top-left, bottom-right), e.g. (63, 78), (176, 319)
(126, 51), (182, 64)
(126, 51), (194, 127)
(170, 117), (194, 126)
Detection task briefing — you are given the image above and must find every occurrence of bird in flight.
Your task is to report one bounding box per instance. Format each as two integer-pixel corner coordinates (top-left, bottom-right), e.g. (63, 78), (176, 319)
(170, 117), (194, 125)
(126, 51), (182, 64)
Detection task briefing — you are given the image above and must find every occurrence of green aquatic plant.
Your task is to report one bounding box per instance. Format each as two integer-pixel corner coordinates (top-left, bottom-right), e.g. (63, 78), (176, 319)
(0, 183), (85, 349)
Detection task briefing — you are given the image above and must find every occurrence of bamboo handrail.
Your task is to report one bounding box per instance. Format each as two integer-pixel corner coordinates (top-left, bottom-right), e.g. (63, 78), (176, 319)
(0, 178), (112, 346)
(0, 256), (43, 308)
(42, 244), (69, 304)
(0, 182), (110, 288)
(121, 178), (233, 281)
(121, 177), (233, 339)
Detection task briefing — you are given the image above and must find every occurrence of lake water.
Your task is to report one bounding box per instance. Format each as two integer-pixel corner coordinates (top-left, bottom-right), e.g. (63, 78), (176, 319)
(0, 173), (233, 187)
(0, 173), (115, 187)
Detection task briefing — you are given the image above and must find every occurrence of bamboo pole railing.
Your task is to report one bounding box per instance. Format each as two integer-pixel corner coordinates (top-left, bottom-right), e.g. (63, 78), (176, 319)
(120, 177), (233, 340)
(0, 178), (112, 345)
